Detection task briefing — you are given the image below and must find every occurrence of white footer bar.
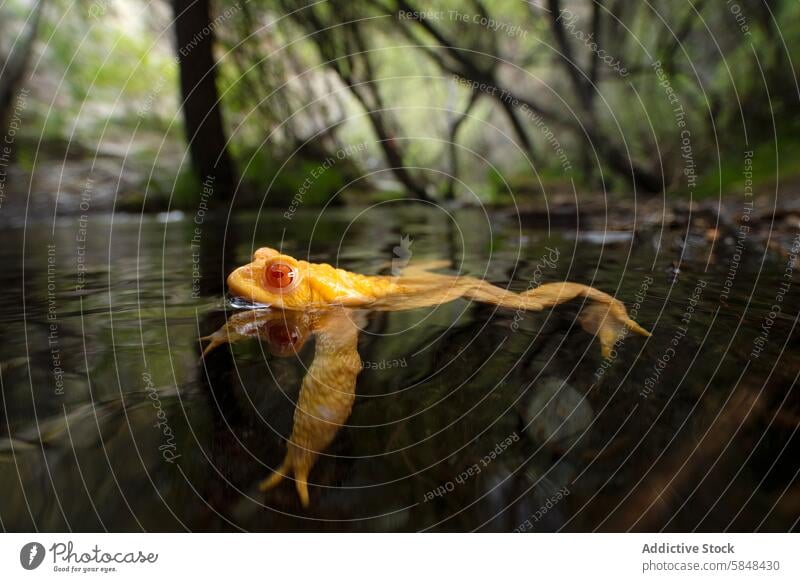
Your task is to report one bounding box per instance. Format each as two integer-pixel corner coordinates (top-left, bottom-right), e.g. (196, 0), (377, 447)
(1, 533), (797, 581)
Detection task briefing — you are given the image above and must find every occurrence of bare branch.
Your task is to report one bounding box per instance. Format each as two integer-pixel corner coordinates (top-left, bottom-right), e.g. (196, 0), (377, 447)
(444, 90), (481, 200)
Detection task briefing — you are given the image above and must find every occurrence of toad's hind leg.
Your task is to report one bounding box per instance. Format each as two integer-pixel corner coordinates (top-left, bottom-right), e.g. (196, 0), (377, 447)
(465, 280), (650, 356)
(462, 280), (545, 311)
(522, 282), (650, 337)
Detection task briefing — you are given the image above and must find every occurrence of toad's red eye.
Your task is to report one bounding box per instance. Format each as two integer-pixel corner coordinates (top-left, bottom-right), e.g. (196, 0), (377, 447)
(264, 262), (297, 291)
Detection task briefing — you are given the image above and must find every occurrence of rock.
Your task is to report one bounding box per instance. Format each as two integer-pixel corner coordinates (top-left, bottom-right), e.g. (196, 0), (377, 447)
(524, 377), (594, 453)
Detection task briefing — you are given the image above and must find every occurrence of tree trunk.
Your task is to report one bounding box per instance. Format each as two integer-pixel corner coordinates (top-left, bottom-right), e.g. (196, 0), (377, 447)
(348, 83), (431, 201)
(172, 0), (236, 201)
(444, 91), (480, 200)
(1, 0), (44, 137)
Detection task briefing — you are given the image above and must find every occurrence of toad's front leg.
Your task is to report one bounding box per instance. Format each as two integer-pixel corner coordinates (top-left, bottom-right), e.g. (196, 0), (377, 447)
(259, 309), (362, 507)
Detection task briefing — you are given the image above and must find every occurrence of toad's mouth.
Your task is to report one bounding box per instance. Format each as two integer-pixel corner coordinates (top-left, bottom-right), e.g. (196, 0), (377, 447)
(226, 295), (272, 310)
(226, 265), (271, 305)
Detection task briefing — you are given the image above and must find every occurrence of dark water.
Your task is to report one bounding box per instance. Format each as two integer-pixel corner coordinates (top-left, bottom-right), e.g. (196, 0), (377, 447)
(1, 205), (798, 532)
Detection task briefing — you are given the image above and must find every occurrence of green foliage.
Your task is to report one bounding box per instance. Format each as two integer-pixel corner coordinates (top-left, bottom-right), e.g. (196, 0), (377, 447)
(238, 147), (350, 207)
(691, 126), (800, 200)
(31, 0), (178, 140)
(170, 167), (204, 210)
(485, 166), (511, 204)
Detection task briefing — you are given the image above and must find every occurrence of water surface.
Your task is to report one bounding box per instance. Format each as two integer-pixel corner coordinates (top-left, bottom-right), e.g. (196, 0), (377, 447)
(1, 206), (798, 531)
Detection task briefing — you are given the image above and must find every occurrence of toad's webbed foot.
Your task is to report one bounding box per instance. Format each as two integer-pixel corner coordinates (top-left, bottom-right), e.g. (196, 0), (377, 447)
(199, 310), (272, 358)
(259, 450), (312, 507)
(525, 282), (650, 357)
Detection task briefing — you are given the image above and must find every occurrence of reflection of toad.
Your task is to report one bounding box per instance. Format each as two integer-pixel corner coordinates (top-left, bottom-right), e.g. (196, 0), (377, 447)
(206, 248), (650, 506)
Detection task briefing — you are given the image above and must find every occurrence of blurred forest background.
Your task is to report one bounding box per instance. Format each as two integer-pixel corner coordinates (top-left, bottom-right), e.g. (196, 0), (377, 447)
(1, 0), (799, 214)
